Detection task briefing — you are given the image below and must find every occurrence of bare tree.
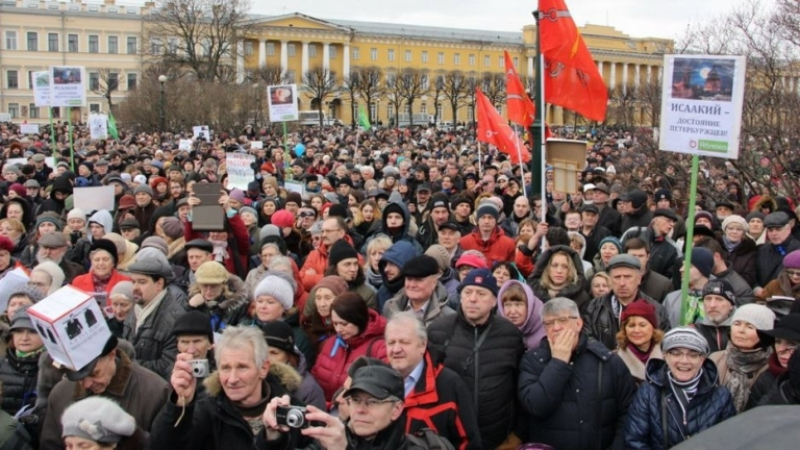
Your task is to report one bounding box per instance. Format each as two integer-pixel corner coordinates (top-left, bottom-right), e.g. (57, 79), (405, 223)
(384, 71), (403, 126)
(342, 70), (362, 128)
(354, 66), (385, 124)
(91, 69), (121, 109)
(637, 77), (663, 128)
(608, 83), (639, 129)
(465, 74), (479, 126)
(301, 66), (338, 127)
(396, 68), (429, 126)
(146, 0), (253, 81)
(431, 73), (445, 124)
(250, 63), (288, 85)
(481, 72), (506, 108)
(441, 70), (469, 125)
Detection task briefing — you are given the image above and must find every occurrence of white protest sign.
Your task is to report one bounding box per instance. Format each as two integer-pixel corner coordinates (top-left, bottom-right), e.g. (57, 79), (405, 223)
(7, 156), (56, 168)
(659, 55), (746, 159)
(193, 125), (210, 141)
(33, 71), (51, 107)
(0, 113), (10, 122)
(179, 139), (193, 151)
(267, 84), (299, 122)
(226, 153), (256, 191)
(250, 140), (263, 149)
(50, 66), (87, 107)
(28, 285), (112, 371)
(20, 124), (40, 135)
(0, 268), (29, 312)
(73, 186), (115, 212)
(89, 114), (108, 140)
(284, 180), (306, 197)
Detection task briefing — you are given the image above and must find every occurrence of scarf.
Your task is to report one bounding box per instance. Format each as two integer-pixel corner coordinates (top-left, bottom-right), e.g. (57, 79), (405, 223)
(667, 368), (704, 425)
(91, 271), (113, 293)
(330, 334), (349, 357)
(365, 266), (383, 290)
(722, 236), (740, 253)
(15, 346), (45, 359)
(628, 343), (652, 364)
(209, 239), (229, 262)
(134, 289), (168, 333)
(724, 345), (772, 412)
(680, 291), (705, 326)
(767, 351), (787, 378)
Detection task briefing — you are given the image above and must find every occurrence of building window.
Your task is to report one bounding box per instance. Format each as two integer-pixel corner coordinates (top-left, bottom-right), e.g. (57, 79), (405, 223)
(150, 38), (161, 55)
(29, 104), (39, 119)
(127, 36), (136, 54)
(48, 33), (59, 52)
(469, 54), (475, 66)
(484, 55), (490, 67)
(88, 35), (99, 53)
(167, 37), (179, 54)
(454, 53), (460, 65)
(386, 73), (396, 85)
(69, 34), (79, 52)
(421, 51), (428, 63)
(51, 107), (60, 118)
(244, 41), (253, 56)
(437, 52), (444, 64)
(370, 48), (377, 61)
(8, 104), (19, 119)
(27, 32), (38, 51)
(89, 103), (101, 113)
(267, 42), (275, 55)
(329, 46), (337, 58)
(387, 104), (394, 118)
(513, 56), (519, 67)
(405, 50), (412, 62)
(89, 72), (99, 91)
(352, 47), (359, 60)
(108, 73), (119, 91)
(108, 36), (119, 54)
(287, 43), (296, 56)
(127, 73), (137, 90)
(388, 49), (395, 62)
(420, 102), (427, 114)
(499, 56), (504, 68)
(5, 31), (17, 50)
(6, 70), (19, 89)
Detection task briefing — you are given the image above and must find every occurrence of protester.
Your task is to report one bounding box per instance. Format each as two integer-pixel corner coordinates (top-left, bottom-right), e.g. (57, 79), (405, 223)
(496, 279), (546, 351)
(383, 255), (454, 327)
(529, 245), (591, 313)
(693, 279), (737, 353)
(746, 313), (800, 409)
(613, 301), (665, 383)
(0, 308), (43, 415)
(60, 397), (141, 450)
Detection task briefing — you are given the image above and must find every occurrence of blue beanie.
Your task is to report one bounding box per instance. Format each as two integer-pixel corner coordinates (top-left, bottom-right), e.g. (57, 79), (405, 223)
(458, 268), (499, 296)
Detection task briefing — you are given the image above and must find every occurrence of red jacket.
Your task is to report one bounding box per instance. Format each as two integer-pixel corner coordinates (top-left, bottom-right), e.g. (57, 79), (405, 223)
(310, 309), (387, 401)
(458, 227), (516, 267)
(71, 270), (131, 306)
(299, 235), (363, 292)
(185, 213), (250, 279)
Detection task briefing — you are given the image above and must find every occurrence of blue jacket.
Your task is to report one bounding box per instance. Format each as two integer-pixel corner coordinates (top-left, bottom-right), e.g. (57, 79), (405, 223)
(624, 359), (736, 449)
(376, 241), (419, 313)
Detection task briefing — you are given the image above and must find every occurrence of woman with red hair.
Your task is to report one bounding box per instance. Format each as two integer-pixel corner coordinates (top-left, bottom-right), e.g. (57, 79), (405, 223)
(0, 236), (26, 280)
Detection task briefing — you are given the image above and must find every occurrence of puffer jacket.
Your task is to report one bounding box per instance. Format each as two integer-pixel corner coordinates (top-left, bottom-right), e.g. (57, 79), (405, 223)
(149, 366), (312, 450)
(292, 351), (326, 410)
(122, 289), (186, 379)
(584, 293), (671, 350)
(496, 280), (546, 351)
(383, 283), (455, 327)
(528, 245), (592, 313)
(518, 334), (635, 450)
(458, 226), (516, 268)
(310, 309), (387, 401)
(376, 241), (418, 313)
(427, 310), (524, 450)
(0, 349), (40, 415)
(623, 359), (737, 449)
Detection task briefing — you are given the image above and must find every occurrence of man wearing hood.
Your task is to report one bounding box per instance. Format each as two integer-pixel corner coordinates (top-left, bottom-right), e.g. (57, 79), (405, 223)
(368, 199), (423, 254)
(376, 241), (418, 313)
(383, 255), (454, 328)
(36, 174), (72, 216)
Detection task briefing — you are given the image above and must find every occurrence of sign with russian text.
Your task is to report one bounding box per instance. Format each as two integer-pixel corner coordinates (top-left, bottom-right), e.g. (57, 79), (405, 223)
(33, 71), (51, 107)
(659, 55), (746, 159)
(50, 66), (86, 107)
(226, 153), (256, 191)
(267, 84), (299, 122)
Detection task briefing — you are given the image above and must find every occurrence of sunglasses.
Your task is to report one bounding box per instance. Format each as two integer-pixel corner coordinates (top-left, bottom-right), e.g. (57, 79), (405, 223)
(299, 211), (316, 218)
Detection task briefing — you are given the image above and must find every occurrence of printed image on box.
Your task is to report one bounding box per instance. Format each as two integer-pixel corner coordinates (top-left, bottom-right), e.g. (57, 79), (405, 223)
(28, 286), (111, 371)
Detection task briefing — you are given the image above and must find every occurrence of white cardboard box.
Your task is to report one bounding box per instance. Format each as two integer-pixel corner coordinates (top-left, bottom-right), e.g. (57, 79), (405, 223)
(27, 286), (111, 371)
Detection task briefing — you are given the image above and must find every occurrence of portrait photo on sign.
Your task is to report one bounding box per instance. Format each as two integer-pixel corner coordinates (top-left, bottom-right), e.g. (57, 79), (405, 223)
(269, 86), (294, 105)
(52, 67), (82, 85)
(35, 72), (50, 88)
(670, 58), (736, 102)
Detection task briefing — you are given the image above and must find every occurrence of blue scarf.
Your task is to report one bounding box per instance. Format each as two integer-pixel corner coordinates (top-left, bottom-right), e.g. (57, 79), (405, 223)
(330, 335), (348, 357)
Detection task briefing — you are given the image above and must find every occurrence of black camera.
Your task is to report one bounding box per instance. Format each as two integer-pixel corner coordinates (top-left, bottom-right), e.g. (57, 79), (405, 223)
(275, 406), (324, 429)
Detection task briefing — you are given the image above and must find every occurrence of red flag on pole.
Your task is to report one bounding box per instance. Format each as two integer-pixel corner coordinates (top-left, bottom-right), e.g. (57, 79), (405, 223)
(504, 51), (535, 128)
(539, 0), (608, 122)
(476, 88), (530, 164)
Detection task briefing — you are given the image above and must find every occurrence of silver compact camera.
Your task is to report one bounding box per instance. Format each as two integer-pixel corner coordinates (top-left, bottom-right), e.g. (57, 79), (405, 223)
(189, 359), (209, 378)
(276, 406), (324, 429)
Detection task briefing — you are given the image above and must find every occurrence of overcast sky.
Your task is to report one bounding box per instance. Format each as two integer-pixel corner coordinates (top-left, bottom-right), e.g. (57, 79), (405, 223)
(252, 0), (776, 42)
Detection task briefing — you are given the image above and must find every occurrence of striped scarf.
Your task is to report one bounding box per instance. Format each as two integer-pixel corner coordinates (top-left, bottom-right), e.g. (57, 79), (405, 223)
(667, 368), (704, 424)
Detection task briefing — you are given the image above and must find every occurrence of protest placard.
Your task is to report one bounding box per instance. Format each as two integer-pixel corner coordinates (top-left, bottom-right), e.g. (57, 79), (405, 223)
(226, 153), (256, 191)
(179, 139), (193, 151)
(32, 71), (51, 107)
(73, 186), (115, 213)
(89, 114), (108, 140)
(251, 140), (263, 149)
(284, 180), (306, 197)
(20, 124), (40, 135)
(50, 66), (86, 107)
(267, 84), (299, 122)
(193, 125), (210, 141)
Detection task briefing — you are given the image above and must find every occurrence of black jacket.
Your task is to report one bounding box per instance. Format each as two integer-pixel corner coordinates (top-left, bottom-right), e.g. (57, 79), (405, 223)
(581, 225), (612, 263)
(693, 321), (731, 354)
(583, 293), (671, 350)
(639, 270), (673, 304)
(756, 236), (800, 287)
(427, 310), (524, 450)
(621, 207), (653, 237)
(0, 350), (39, 415)
(622, 227), (679, 280)
(596, 204), (621, 237)
(745, 366), (780, 410)
(122, 289), (185, 379)
(518, 334), (635, 450)
(727, 237), (758, 287)
(758, 372), (800, 406)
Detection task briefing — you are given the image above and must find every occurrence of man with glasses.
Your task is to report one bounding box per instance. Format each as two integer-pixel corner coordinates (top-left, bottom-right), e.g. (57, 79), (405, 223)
(755, 211), (800, 297)
(519, 297), (635, 450)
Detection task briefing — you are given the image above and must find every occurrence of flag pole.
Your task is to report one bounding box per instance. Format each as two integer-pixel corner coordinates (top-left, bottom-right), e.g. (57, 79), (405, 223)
(678, 154), (700, 325)
(514, 124), (528, 198)
(48, 108), (57, 152)
(531, 9), (547, 224)
(67, 109), (75, 172)
(477, 141), (482, 178)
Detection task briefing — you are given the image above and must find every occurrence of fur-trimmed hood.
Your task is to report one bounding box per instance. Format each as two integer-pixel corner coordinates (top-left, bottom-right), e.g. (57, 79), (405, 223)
(202, 361), (303, 397)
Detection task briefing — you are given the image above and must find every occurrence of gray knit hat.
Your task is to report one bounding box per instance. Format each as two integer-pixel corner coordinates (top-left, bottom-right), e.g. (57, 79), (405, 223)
(253, 273), (295, 310)
(425, 245), (451, 272)
(110, 281), (134, 300)
(662, 327), (710, 356)
(731, 304), (775, 332)
(9, 285), (45, 304)
(127, 250), (173, 279)
(61, 397), (135, 444)
(134, 184), (153, 197)
(260, 224), (280, 241)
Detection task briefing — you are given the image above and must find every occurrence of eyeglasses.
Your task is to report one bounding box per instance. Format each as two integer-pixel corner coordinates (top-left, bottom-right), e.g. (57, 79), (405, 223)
(776, 344), (798, 355)
(299, 211), (316, 218)
(665, 350), (703, 361)
(543, 316), (578, 329)
(345, 397), (397, 408)
(787, 270), (800, 277)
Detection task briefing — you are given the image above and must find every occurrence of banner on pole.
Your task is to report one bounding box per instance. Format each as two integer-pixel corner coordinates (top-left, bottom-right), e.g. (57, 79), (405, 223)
(193, 125), (210, 141)
(0, 113), (10, 122)
(50, 66), (87, 107)
(225, 153), (256, 191)
(659, 55), (746, 159)
(267, 84), (299, 122)
(20, 124), (40, 135)
(89, 114), (108, 140)
(33, 71), (52, 107)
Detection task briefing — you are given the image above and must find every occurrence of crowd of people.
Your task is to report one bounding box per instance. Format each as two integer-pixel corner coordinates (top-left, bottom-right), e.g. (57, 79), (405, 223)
(0, 119), (797, 449)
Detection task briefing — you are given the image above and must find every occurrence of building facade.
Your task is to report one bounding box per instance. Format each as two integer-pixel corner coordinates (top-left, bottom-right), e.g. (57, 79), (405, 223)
(1, 1), (674, 126)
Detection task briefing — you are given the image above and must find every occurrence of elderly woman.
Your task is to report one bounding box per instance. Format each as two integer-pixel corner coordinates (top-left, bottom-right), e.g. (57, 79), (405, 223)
(529, 245), (591, 313)
(301, 275), (349, 350)
(593, 236), (621, 275)
(746, 313), (800, 409)
(590, 272), (612, 299)
(0, 307), (44, 415)
(244, 241), (282, 299)
(20, 213), (63, 268)
(720, 215), (758, 286)
(614, 301), (664, 384)
(497, 279), (545, 351)
(624, 327), (736, 448)
(709, 303), (776, 412)
(71, 239), (131, 304)
(29, 261), (66, 296)
(0, 218), (27, 261)
(61, 397), (140, 450)
(187, 261), (249, 332)
(758, 249), (800, 302)
(107, 281), (134, 338)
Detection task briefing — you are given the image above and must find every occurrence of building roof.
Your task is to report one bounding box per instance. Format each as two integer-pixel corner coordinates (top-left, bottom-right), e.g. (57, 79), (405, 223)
(326, 18), (523, 45)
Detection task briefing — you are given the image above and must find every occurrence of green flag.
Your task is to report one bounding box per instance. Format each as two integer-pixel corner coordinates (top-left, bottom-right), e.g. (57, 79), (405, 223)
(108, 110), (119, 140)
(357, 104), (371, 131)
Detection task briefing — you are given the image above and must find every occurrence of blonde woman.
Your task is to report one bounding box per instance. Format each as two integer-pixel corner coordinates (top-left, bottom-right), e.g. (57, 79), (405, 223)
(364, 235), (392, 292)
(614, 301), (664, 383)
(529, 245), (591, 312)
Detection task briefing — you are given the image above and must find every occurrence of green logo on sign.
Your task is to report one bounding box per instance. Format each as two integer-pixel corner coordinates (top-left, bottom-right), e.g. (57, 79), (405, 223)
(698, 140), (728, 153)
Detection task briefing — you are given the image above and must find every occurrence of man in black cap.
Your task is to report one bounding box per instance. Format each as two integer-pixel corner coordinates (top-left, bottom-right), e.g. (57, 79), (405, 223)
(413, 183), (432, 224)
(119, 218), (141, 242)
(416, 193), (451, 249)
(579, 203), (611, 263)
(450, 197), (475, 236)
(171, 310), (216, 395)
(621, 209), (680, 280)
(592, 182), (621, 237)
(756, 211), (800, 293)
(383, 255), (454, 327)
(620, 189), (652, 235)
(39, 335), (170, 449)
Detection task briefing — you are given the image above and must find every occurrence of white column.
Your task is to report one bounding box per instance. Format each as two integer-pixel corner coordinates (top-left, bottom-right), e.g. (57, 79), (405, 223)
(258, 40), (266, 68)
(301, 41), (309, 77)
(236, 40), (245, 83)
(657, 66), (663, 81)
(322, 42), (331, 72)
(634, 64), (640, 89)
(597, 61), (604, 80)
(647, 65), (652, 85)
(343, 43), (351, 75)
(610, 63), (616, 87)
(622, 63), (629, 93)
(280, 40), (288, 73)
(527, 56), (534, 77)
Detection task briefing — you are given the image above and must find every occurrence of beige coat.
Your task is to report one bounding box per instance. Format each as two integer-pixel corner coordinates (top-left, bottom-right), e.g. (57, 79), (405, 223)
(615, 344), (664, 384)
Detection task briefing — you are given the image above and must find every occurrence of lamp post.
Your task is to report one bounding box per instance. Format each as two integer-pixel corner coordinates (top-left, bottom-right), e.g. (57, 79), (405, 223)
(158, 74), (167, 131)
(253, 83), (259, 126)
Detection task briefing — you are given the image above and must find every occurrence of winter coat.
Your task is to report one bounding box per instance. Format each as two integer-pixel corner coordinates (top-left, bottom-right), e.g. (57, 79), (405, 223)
(187, 275), (250, 331)
(71, 270), (131, 304)
(383, 283), (455, 328)
(292, 352), (326, 411)
(692, 313), (733, 354)
(122, 289), (186, 379)
(622, 226), (679, 280)
(496, 280), (546, 350)
(458, 226), (516, 267)
(745, 353), (784, 410)
(310, 309), (388, 401)
(726, 237), (758, 287)
(757, 372), (800, 406)
(299, 234), (362, 292)
(623, 359), (736, 449)
(376, 241), (418, 313)
(36, 176), (71, 216)
(439, 268), (460, 309)
(711, 267), (757, 305)
(133, 201), (157, 233)
(185, 213), (250, 278)
(640, 270), (673, 304)
(518, 334), (635, 450)
(584, 294), (671, 351)
(149, 366), (312, 450)
(581, 225), (612, 263)
(500, 212), (532, 239)
(427, 310), (525, 450)
(364, 201), (424, 254)
(0, 349), (40, 415)
(621, 207), (653, 237)
(756, 235), (800, 288)
(528, 245), (592, 314)
(596, 203), (622, 237)
(39, 351), (170, 450)
(241, 315), (316, 370)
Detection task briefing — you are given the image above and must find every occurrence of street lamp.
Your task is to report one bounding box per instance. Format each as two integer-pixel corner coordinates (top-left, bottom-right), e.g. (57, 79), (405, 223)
(253, 83), (260, 126)
(158, 74), (167, 132)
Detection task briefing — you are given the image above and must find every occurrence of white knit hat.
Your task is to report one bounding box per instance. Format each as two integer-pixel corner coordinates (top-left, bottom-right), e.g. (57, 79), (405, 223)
(61, 397), (135, 444)
(31, 261), (65, 295)
(67, 208), (86, 222)
(731, 304), (775, 331)
(253, 274), (295, 310)
(721, 215), (748, 231)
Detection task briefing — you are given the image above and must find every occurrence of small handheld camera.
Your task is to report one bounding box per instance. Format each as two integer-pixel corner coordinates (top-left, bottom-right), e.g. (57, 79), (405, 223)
(189, 359), (209, 378)
(275, 406), (324, 429)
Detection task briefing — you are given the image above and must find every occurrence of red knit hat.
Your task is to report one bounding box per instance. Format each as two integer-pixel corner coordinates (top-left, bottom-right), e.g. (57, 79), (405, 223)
(455, 253), (488, 270)
(271, 210), (295, 229)
(0, 236), (13, 253)
(620, 300), (658, 329)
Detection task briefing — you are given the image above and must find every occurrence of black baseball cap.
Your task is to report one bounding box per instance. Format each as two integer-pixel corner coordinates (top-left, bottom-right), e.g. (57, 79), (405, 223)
(653, 208), (679, 222)
(580, 204), (599, 214)
(438, 220), (460, 232)
(344, 366), (404, 400)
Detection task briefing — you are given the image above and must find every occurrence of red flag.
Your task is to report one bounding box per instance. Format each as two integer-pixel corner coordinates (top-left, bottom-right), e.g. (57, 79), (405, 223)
(539, 0), (607, 121)
(476, 88), (530, 164)
(504, 51), (535, 128)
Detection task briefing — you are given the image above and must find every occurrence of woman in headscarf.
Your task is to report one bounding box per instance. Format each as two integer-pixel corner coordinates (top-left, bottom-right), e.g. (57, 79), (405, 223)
(720, 215), (758, 286)
(496, 279), (545, 351)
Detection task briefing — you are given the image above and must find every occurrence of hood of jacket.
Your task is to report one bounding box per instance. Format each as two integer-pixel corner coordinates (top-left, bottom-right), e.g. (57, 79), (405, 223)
(378, 240), (417, 285)
(645, 357), (721, 396)
(203, 360), (303, 397)
(88, 209), (113, 237)
(347, 309), (387, 347)
(51, 175), (73, 196)
(530, 244), (586, 280)
(381, 201), (411, 242)
(496, 280), (546, 344)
